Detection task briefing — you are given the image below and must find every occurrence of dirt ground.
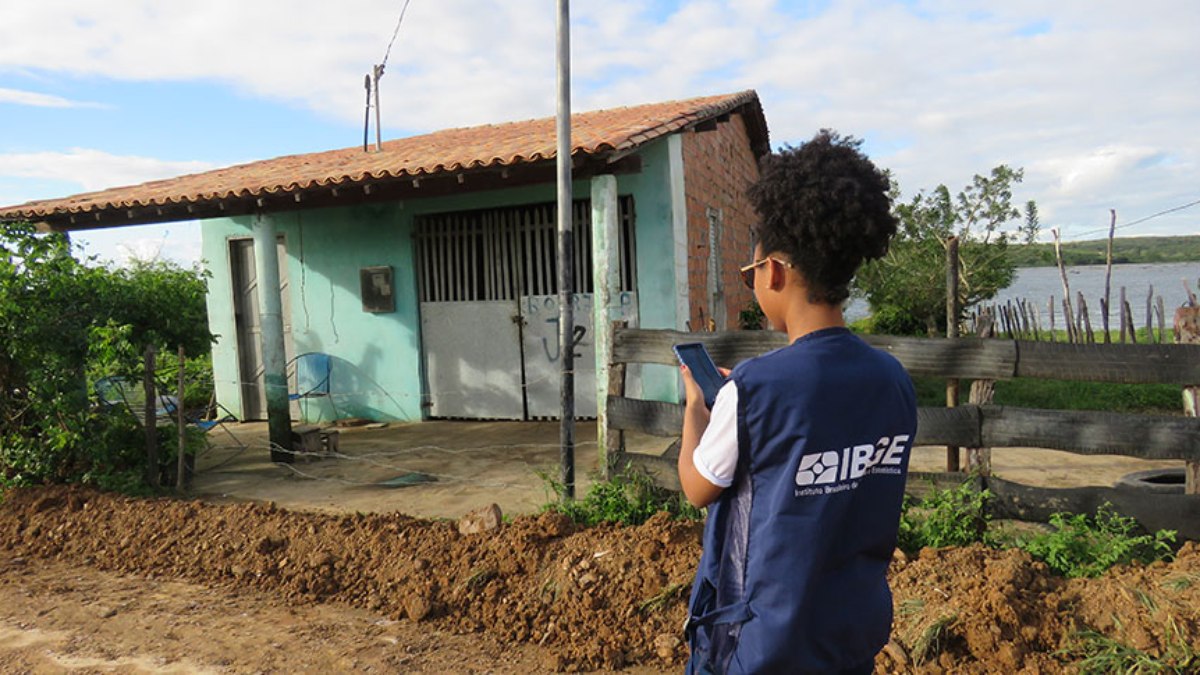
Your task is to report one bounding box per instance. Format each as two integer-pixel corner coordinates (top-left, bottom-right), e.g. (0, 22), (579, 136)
(0, 421), (1195, 673)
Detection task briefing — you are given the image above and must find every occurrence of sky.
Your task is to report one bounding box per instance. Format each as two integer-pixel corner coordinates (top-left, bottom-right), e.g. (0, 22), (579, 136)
(0, 0), (1197, 267)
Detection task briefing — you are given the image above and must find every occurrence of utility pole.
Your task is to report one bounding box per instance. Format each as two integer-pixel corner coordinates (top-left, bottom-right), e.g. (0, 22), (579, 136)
(555, 0), (575, 500)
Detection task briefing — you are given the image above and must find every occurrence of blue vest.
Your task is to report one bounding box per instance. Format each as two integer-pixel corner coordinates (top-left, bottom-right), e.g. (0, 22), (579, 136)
(686, 327), (917, 674)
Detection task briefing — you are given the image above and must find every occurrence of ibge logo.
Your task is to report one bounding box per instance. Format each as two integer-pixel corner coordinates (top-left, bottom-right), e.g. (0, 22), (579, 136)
(795, 434), (910, 491)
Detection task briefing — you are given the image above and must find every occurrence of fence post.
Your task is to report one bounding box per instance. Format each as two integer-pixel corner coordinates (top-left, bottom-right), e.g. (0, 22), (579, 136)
(591, 174), (620, 476)
(966, 310), (995, 475)
(143, 344), (159, 487)
(1176, 304), (1200, 495)
(604, 322), (628, 479)
(176, 345), (187, 492)
(1053, 229), (1076, 343)
(945, 236), (961, 472)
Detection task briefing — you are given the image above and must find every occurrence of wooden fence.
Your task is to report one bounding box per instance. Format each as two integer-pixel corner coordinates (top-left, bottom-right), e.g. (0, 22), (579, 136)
(601, 327), (1200, 540)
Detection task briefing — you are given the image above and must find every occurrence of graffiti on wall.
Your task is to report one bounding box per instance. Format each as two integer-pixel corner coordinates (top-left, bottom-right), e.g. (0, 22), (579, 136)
(520, 292), (637, 417)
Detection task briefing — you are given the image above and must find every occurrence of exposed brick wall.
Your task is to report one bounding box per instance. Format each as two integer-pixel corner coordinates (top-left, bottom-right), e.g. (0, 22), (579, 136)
(681, 113), (761, 331)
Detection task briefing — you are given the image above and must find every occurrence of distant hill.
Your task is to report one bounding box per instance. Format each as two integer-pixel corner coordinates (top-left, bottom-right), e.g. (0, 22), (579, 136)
(1008, 235), (1200, 267)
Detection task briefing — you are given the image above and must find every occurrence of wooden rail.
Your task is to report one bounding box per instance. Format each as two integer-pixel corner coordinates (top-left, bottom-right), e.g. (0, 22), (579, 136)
(613, 328), (1200, 383)
(603, 327), (1200, 539)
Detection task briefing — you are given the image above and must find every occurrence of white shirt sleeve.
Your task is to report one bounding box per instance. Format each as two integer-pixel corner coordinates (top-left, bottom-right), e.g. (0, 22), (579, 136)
(691, 380), (740, 488)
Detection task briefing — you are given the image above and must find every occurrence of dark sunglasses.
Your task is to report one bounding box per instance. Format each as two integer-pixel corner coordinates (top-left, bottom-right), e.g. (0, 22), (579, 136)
(739, 257), (794, 290)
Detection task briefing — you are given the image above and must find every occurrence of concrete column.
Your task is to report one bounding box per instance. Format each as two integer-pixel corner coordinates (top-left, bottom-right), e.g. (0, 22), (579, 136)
(591, 174), (620, 471)
(252, 212), (293, 460)
(667, 135), (689, 333)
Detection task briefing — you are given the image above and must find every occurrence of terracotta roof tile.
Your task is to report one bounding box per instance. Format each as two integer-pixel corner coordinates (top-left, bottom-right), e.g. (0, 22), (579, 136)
(0, 90), (766, 227)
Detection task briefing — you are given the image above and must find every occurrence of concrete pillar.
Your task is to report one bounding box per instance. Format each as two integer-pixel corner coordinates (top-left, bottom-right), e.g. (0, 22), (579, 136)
(252, 212), (293, 461)
(591, 174), (620, 471)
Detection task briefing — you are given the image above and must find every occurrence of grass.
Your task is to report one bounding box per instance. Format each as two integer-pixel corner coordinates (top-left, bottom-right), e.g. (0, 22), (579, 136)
(638, 583), (688, 613)
(1161, 574), (1200, 592)
(539, 464), (703, 527)
(897, 481), (1177, 577)
(912, 376), (1181, 415)
(1062, 619), (1199, 674)
(910, 613), (957, 666)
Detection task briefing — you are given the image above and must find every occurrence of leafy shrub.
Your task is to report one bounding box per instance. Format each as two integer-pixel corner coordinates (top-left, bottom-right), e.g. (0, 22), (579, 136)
(0, 223), (213, 492)
(898, 481), (991, 554)
(739, 299), (765, 330)
(541, 465), (703, 526)
(1017, 504), (1176, 578)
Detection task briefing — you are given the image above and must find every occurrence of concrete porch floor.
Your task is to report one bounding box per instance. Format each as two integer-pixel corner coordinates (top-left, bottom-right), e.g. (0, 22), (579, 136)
(191, 419), (676, 519)
(190, 419), (1182, 520)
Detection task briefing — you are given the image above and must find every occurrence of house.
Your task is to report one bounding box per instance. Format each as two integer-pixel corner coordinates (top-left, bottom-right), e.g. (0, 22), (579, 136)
(0, 90), (770, 429)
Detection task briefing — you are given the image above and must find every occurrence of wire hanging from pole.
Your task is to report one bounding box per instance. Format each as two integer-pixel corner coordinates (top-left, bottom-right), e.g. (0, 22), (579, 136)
(362, 0), (412, 152)
(381, 0), (413, 70)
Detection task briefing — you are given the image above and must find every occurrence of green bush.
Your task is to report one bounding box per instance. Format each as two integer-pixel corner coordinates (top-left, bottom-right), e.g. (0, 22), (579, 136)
(0, 223), (213, 493)
(541, 465), (703, 526)
(897, 481), (991, 554)
(1017, 504), (1176, 578)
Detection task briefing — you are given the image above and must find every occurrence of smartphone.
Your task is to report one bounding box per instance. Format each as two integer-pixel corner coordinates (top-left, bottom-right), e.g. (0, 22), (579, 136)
(673, 342), (727, 409)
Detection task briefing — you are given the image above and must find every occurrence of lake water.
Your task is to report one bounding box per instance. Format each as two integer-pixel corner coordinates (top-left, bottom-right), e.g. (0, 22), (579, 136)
(846, 261), (1200, 328)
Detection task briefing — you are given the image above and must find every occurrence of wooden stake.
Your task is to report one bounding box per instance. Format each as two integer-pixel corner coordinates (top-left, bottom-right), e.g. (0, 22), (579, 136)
(1053, 229), (1076, 343)
(143, 345), (159, 487)
(1048, 296), (1056, 342)
(945, 236), (961, 473)
(1145, 286), (1154, 343)
(1157, 296), (1166, 344)
(1124, 300), (1137, 344)
(1062, 297), (1075, 344)
(176, 345), (187, 492)
(967, 310), (995, 476)
(1175, 305), (1200, 495)
(1103, 210), (1115, 343)
(1078, 292), (1094, 344)
(1120, 287), (1128, 343)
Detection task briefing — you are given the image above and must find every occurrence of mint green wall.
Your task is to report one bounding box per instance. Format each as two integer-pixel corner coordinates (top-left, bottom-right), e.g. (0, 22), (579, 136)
(203, 203), (422, 422)
(616, 138), (682, 402)
(202, 138), (683, 422)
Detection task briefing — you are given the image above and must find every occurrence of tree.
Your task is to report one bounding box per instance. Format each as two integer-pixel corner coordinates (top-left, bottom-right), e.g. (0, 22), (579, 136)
(0, 222), (212, 488)
(855, 165), (1039, 335)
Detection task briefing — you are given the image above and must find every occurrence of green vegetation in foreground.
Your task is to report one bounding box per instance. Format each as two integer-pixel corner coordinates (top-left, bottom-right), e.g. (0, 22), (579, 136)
(545, 472), (1177, 581)
(897, 481), (1177, 577)
(539, 464), (703, 526)
(1007, 234), (1200, 267)
(1061, 625), (1199, 674)
(900, 485), (1188, 670)
(1020, 505), (1177, 579)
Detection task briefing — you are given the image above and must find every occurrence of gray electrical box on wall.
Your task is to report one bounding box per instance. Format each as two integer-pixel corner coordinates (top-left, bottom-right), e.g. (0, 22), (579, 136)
(360, 266), (395, 313)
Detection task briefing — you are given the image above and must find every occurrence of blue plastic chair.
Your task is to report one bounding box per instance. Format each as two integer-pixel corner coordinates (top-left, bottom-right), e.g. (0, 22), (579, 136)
(95, 376), (244, 449)
(288, 352), (339, 423)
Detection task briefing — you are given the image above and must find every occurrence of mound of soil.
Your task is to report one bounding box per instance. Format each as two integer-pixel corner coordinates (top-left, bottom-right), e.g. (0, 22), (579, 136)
(0, 486), (699, 671)
(2, 485), (1199, 672)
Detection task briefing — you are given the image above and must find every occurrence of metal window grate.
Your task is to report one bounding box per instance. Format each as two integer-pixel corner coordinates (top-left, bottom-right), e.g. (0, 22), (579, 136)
(414, 197), (636, 303)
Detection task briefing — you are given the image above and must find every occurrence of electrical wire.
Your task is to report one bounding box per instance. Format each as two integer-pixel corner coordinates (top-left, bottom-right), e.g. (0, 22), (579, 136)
(1073, 198), (1200, 239)
(380, 0), (413, 69)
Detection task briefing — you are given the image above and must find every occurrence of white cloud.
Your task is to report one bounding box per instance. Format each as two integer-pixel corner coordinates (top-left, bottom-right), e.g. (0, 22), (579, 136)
(0, 0), (1196, 244)
(71, 222), (202, 269)
(0, 148), (213, 194)
(0, 87), (106, 108)
(1034, 145), (1166, 198)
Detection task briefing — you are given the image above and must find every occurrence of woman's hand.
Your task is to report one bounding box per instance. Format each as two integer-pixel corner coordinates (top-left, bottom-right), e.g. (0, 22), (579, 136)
(680, 365), (732, 410)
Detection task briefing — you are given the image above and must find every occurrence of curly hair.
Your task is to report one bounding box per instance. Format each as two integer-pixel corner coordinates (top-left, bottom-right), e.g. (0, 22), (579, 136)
(748, 130), (897, 304)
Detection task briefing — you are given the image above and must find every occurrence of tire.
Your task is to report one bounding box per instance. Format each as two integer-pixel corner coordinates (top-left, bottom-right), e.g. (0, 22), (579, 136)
(1114, 468), (1186, 495)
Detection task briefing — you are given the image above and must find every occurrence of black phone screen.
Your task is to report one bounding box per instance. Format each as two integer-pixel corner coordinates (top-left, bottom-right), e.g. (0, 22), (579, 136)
(673, 342), (726, 409)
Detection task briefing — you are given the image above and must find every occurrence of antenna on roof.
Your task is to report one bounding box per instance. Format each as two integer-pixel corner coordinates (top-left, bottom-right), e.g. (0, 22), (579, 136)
(372, 64), (384, 152)
(363, 0), (411, 153)
(363, 74), (372, 153)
